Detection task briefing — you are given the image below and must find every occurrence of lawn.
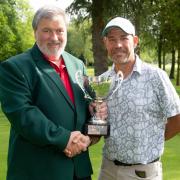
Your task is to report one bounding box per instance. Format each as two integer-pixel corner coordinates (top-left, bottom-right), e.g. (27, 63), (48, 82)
(89, 136), (180, 180)
(0, 111), (10, 180)
(0, 109), (180, 180)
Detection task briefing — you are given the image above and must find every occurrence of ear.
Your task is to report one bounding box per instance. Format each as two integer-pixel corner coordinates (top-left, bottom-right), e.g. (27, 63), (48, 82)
(133, 35), (139, 48)
(34, 30), (37, 39)
(103, 36), (107, 44)
(102, 36), (108, 48)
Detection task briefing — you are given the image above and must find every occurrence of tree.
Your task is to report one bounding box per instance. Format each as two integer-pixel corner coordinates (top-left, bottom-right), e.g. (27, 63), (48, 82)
(153, 0), (180, 84)
(15, 0), (34, 51)
(0, 0), (17, 60)
(66, 18), (93, 66)
(177, 48), (180, 85)
(91, 0), (108, 75)
(67, 0), (180, 85)
(67, 0), (108, 75)
(67, 0), (160, 74)
(0, 0), (34, 61)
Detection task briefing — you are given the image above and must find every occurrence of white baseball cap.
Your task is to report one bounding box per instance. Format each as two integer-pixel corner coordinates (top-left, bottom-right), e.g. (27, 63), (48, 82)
(102, 17), (135, 36)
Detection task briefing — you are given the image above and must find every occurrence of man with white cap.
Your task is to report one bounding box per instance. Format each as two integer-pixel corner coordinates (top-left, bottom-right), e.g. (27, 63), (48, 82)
(98, 17), (180, 180)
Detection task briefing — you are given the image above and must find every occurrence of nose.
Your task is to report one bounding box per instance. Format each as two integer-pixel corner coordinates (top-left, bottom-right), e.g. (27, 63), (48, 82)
(50, 31), (58, 40)
(115, 39), (122, 47)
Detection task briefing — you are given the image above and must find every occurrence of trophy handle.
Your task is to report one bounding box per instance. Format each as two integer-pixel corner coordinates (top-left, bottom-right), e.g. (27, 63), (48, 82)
(75, 70), (93, 100)
(75, 70), (84, 91)
(109, 71), (124, 97)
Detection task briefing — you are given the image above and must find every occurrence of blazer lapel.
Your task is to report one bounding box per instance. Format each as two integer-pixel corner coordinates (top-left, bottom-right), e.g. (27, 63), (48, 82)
(31, 44), (74, 109)
(62, 53), (85, 113)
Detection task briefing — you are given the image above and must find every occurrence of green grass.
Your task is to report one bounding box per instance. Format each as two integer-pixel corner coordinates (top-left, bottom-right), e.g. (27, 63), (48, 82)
(0, 68), (179, 179)
(89, 136), (180, 180)
(171, 79), (180, 95)
(0, 110), (180, 180)
(0, 111), (10, 180)
(162, 136), (180, 179)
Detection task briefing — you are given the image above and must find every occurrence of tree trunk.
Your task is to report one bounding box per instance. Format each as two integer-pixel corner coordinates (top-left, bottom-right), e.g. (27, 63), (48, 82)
(162, 50), (166, 71)
(158, 34), (162, 68)
(177, 47), (180, 86)
(169, 47), (175, 79)
(134, 17), (140, 55)
(91, 0), (108, 75)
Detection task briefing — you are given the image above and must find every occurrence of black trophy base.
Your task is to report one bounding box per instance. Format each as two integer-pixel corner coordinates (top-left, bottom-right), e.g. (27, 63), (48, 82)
(85, 122), (110, 136)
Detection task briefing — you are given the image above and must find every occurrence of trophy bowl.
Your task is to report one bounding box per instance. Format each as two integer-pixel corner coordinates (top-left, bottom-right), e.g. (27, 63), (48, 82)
(84, 75), (112, 136)
(75, 70), (123, 136)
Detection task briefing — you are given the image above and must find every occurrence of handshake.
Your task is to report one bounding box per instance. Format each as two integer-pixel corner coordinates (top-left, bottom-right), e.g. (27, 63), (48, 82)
(64, 131), (92, 158)
(64, 101), (107, 157)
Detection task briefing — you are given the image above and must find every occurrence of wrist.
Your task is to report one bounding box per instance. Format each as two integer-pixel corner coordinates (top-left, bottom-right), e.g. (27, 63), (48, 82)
(86, 135), (92, 146)
(87, 136), (101, 146)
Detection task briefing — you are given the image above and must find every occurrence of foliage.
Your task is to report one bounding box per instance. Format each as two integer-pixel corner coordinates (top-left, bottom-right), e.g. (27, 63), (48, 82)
(0, 0), (34, 61)
(66, 19), (94, 66)
(0, 0), (179, 83)
(67, 0), (180, 81)
(15, 0), (34, 51)
(0, 0), (17, 60)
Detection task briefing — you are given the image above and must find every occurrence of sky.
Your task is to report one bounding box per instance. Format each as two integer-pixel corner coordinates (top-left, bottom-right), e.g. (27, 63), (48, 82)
(29, 0), (74, 11)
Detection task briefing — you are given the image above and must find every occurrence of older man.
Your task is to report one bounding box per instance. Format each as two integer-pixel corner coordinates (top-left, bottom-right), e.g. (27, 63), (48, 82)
(0, 5), (107, 180)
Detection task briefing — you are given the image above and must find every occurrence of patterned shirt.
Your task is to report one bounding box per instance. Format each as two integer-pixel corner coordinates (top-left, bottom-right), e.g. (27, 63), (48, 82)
(103, 55), (180, 164)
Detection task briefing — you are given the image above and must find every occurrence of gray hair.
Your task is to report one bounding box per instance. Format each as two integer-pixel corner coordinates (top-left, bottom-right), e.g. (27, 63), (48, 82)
(32, 5), (68, 30)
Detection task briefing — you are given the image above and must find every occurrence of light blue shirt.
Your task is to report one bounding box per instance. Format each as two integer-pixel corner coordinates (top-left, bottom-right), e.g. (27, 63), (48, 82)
(103, 55), (180, 164)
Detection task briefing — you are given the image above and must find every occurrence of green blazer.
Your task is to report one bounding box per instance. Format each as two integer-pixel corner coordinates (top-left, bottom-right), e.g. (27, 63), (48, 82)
(0, 44), (92, 180)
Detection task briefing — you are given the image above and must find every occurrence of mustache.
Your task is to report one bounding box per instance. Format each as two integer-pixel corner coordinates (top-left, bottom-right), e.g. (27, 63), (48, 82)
(48, 41), (61, 45)
(112, 48), (126, 53)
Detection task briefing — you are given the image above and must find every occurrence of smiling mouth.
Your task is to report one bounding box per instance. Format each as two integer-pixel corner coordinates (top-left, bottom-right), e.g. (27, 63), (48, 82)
(113, 52), (124, 57)
(49, 43), (60, 46)
(48, 44), (61, 50)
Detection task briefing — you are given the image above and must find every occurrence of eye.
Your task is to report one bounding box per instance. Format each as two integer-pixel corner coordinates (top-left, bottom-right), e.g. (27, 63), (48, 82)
(42, 29), (50, 33)
(56, 29), (64, 34)
(123, 37), (129, 40)
(121, 35), (130, 40)
(108, 37), (116, 43)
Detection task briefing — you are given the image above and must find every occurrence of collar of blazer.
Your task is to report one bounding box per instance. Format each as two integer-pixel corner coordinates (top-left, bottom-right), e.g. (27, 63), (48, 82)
(30, 43), (76, 110)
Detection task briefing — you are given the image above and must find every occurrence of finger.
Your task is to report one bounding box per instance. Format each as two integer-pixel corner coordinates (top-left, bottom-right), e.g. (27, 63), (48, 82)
(99, 104), (107, 113)
(89, 102), (96, 116)
(68, 143), (83, 156)
(82, 147), (87, 152)
(64, 149), (72, 157)
(72, 133), (84, 144)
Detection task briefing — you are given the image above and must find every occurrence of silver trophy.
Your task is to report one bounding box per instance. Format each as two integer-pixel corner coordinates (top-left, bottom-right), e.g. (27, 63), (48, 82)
(75, 70), (123, 136)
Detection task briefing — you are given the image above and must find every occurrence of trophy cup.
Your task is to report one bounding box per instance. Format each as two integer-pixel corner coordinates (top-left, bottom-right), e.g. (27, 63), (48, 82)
(75, 70), (123, 136)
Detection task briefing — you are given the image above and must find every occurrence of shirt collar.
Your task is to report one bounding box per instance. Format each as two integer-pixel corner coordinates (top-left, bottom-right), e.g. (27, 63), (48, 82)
(43, 54), (58, 62)
(133, 54), (142, 75)
(59, 58), (66, 70)
(43, 54), (66, 69)
(111, 54), (142, 75)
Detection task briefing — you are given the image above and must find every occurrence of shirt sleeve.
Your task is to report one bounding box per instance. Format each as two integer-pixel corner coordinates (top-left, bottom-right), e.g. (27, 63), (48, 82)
(154, 69), (180, 118)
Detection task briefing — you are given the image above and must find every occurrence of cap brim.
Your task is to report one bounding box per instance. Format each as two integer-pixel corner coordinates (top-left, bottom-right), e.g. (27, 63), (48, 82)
(101, 26), (120, 37)
(102, 25), (130, 37)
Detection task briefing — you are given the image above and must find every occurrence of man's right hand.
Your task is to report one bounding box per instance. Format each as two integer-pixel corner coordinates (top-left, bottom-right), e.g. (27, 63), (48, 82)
(64, 131), (91, 157)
